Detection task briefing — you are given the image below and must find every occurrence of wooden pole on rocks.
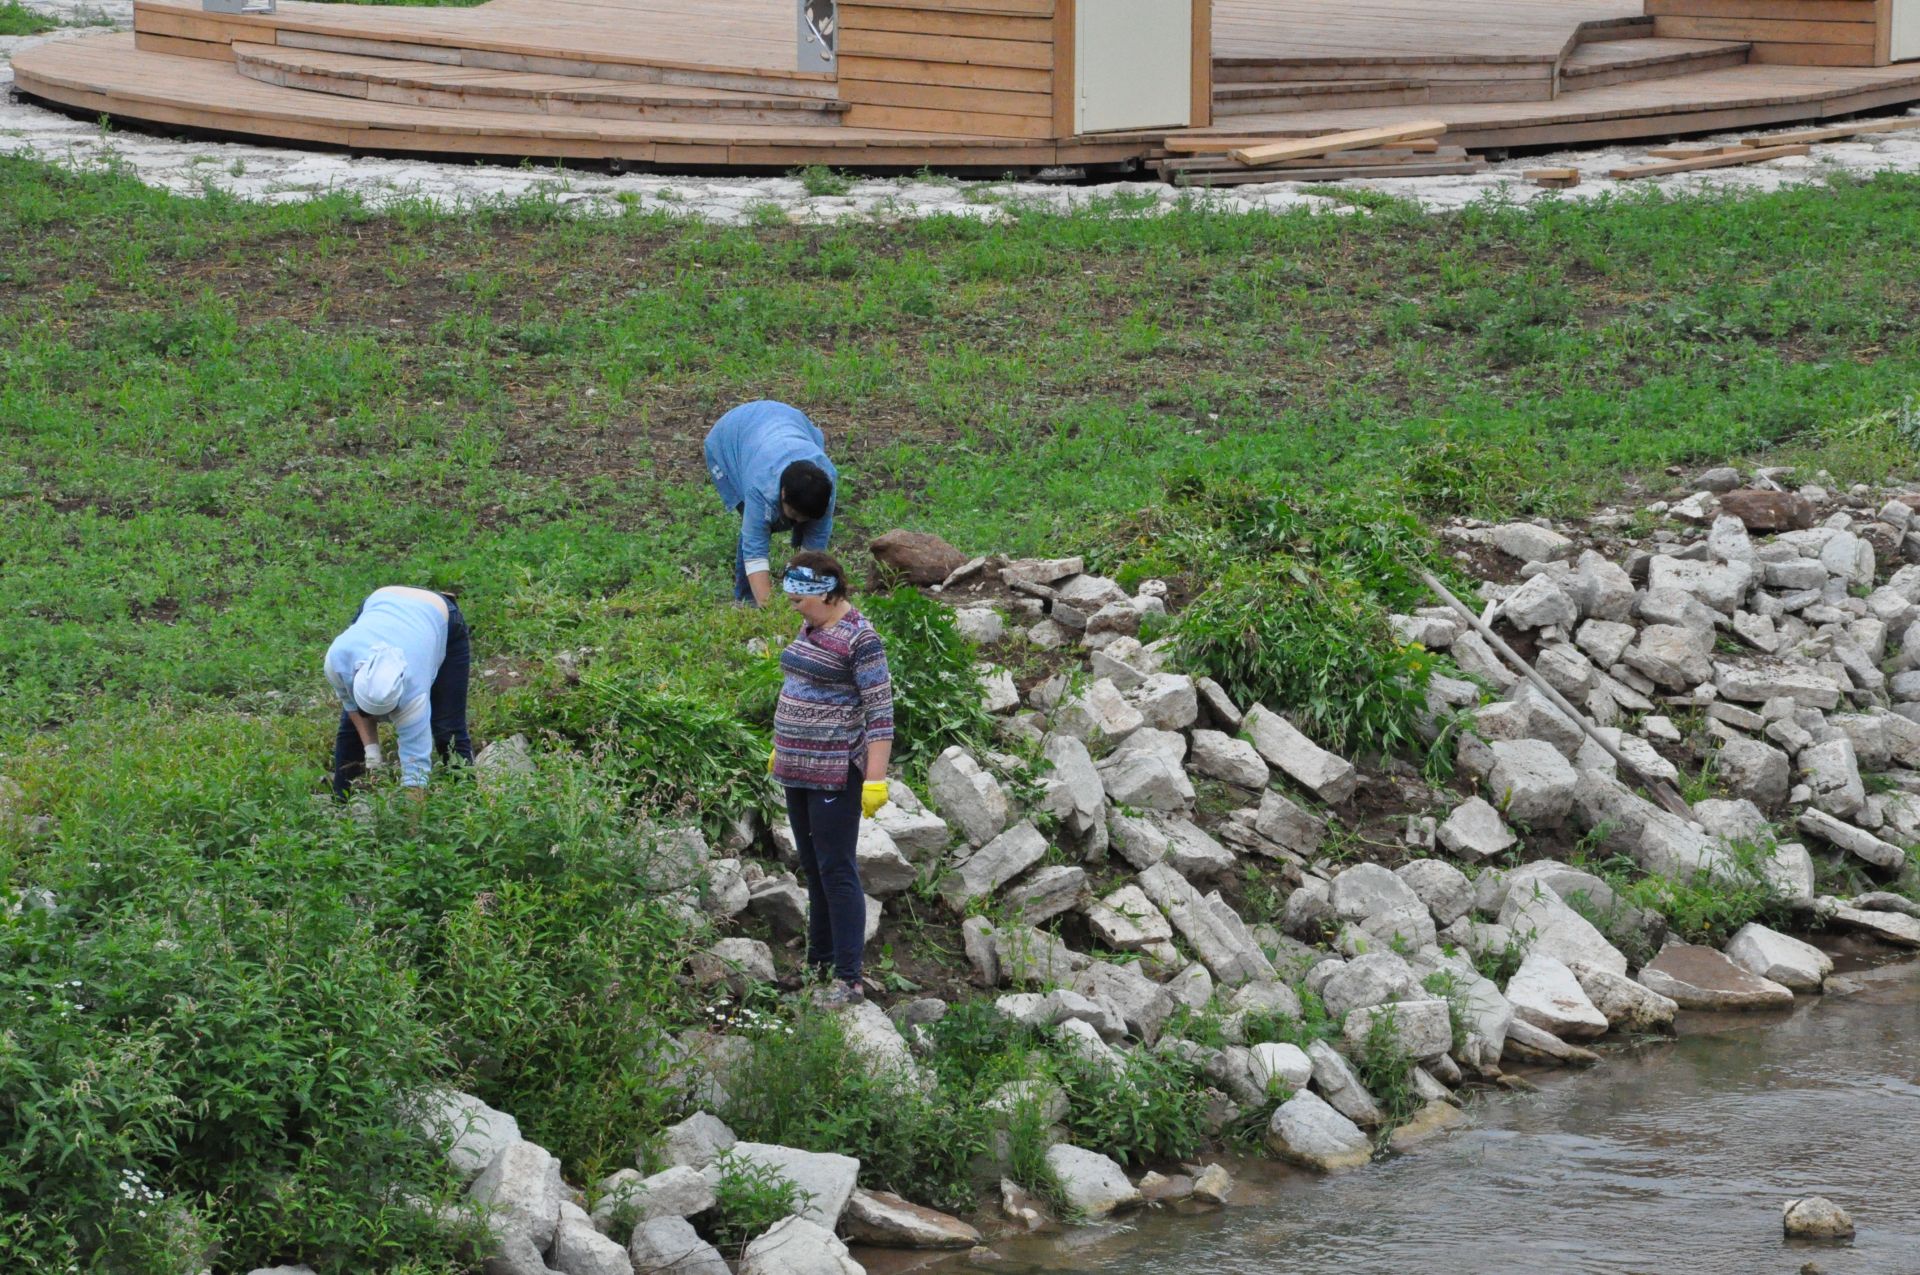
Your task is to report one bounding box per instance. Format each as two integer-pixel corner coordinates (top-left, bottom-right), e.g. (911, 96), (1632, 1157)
(1418, 569), (1696, 821)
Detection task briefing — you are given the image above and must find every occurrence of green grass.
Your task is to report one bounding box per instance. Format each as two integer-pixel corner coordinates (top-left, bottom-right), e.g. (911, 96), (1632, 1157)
(10, 157), (1920, 1270)
(0, 0), (57, 35)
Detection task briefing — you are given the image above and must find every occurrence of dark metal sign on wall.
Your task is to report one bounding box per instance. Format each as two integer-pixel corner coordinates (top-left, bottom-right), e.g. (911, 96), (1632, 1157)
(798, 0), (837, 73)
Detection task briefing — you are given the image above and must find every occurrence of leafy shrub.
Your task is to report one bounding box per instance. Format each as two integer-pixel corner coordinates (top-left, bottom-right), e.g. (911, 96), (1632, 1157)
(536, 674), (770, 832)
(1397, 432), (1552, 517)
(707, 1153), (809, 1254)
(924, 998), (1051, 1090)
(1349, 1006), (1423, 1127)
(1052, 1046), (1207, 1166)
(861, 587), (995, 778)
(1165, 480), (1455, 755)
(721, 1004), (988, 1211)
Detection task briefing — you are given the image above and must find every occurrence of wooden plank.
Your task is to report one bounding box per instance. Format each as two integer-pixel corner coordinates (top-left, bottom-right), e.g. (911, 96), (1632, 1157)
(842, 101), (1055, 138)
(1609, 140), (1810, 176)
(835, 55), (1052, 94)
(132, 7), (256, 45)
(1164, 144), (1467, 172)
(1644, 143), (1748, 156)
(838, 5), (1054, 43)
(1230, 118), (1447, 166)
(1746, 40), (1880, 62)
(1524, 166), (1581, 186)
(1653, 15), (1876, 43)
(1052, 0), (1074, 138)
(838, 29), (1055, 69)
(838, 77), (1053, 117)
(1191, 0), (1214, 130)
(1740, 115), (1920, 142)
(1646, 0), (1877, 18)
(844, 0), (1054, 16)
(1165, 134), (1439, 153)
(132, 31), (235, 62)
(1172, 159), (1485, 186)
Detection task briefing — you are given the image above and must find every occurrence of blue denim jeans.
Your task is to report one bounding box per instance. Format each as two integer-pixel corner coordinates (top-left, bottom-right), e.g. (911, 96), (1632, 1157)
(332, 595), (473, 796)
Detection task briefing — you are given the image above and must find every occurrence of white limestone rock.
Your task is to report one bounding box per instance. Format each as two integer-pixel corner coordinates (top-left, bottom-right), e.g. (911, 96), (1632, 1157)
(1504, 952), (1609, 1040)
(1725, 922), (1832, 991)
(1264, 1090), (1373, 1172)
(1242, 705), (1358, 803)
(1044, 1144), (1143, 1217)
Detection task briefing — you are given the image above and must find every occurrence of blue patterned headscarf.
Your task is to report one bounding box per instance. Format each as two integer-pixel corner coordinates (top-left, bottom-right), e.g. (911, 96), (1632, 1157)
(781, 565), (839, 597)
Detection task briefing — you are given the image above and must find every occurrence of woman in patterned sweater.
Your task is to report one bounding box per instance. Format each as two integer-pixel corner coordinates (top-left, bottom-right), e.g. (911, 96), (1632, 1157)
(772, 550), (895, 1006)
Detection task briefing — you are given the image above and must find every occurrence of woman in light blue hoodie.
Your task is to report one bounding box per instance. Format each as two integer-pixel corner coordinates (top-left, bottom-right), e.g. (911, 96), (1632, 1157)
(323, 586), (472, 798)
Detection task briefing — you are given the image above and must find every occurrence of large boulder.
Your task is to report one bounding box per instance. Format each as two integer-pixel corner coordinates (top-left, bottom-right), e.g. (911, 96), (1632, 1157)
(1569, 961), (1677, 1033)
(1264, 1091), (1373, 1172)
(1500, 882), (1628, 976)
(1044, 1144), (1143, 1216)
(739, 1216), (863, 1275)
(1305, 1039), (1384, 1126)
(470, 1140), (563, 1251)
(842, 1190), (980, 1249)
(659, 1112), (736, 1171)
(1504, 953), (1609, 1040)
(1318, 951), (1419, 1021)
(1137, 863), (1275, 986)
(1085, 884), (1174, 951)
(550, 1214), (632, 1275)
(1485, 739), (1578, 827)
(1637, 945), (1794, 1011)
(871, 529), (967, 585)
(628, 1217), (729, 1275)
(941, 822), (1048, 909)
(414, 1089), (520, 1180)
(1242, 705), (1358, 803)
(1096, 747), (1194, 811)
(1437, 797), (1517, 862)
(1724, 923), (1832, 991)
(1188, 730), (1271, 789)
(926, 748), (1008, 847)
(709, 1144), (859, 1230)
(1395, 860), (1474, 927)
(1342, 999), (1453, 1059)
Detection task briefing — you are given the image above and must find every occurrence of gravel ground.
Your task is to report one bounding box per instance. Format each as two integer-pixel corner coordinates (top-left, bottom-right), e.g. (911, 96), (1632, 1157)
(5, 4), (1920, 221)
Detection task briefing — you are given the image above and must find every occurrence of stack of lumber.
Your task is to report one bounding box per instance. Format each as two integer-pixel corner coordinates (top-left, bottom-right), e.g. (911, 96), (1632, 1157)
(1154, 119), (1487, 185)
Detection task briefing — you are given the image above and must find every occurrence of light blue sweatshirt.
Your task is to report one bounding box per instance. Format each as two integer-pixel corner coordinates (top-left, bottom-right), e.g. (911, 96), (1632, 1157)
(323, 588), (448, 787)
(703, 401), (837, 575)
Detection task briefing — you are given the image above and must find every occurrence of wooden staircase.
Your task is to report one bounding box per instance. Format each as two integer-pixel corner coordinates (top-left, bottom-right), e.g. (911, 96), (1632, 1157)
(233, 42), (849, 126)
(1213, 17), (1755, 115)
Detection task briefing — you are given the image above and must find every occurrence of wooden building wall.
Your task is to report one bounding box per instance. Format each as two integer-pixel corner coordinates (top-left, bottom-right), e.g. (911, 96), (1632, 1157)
(837, 0), (1212, 140)
(1649, 0), (1894, 67)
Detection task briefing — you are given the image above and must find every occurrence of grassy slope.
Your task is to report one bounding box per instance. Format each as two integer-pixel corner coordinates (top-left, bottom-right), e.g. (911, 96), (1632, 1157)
(6, 163), (1920, 728)
(5, 158), (1920, 1269)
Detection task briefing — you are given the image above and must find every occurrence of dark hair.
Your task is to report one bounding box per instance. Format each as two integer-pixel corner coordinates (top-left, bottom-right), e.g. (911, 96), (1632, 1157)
(789, 550), (850, 601)
(781, 461), (834, 521)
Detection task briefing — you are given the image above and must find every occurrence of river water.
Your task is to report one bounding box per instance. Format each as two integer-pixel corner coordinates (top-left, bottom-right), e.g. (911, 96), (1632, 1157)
(880, 947), (1920, 1275)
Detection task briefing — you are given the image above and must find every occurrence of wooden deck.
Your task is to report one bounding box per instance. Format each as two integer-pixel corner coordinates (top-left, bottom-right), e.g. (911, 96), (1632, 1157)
(10, 0), (1920, 174)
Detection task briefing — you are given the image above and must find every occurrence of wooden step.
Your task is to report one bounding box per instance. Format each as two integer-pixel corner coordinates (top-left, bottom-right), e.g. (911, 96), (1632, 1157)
(233, 42), (847, 125)
(1213, 55), (1557, 104)
(1213, 78), (1430, 116)
(1561, 37), (1751, 90)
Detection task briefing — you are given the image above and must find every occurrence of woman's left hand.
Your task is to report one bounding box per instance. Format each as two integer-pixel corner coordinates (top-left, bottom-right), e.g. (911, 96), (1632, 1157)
(861, 781), (889, 818)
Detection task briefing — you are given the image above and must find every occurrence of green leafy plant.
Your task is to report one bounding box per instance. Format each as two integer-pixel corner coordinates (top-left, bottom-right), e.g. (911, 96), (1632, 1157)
(1052, 1046), (1207, 1167)
(706, 1153), (809, 1254)
(1349, 1005), (1423, 1128)
(862, 588), (996, 777)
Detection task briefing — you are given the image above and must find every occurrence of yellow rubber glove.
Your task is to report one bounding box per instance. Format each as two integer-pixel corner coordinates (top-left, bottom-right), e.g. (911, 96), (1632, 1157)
(767, 748), (777, 776)
(861, 781), (890, 818)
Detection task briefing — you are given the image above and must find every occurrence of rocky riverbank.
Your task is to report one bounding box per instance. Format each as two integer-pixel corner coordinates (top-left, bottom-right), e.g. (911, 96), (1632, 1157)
(309, 460), (1920, 1275)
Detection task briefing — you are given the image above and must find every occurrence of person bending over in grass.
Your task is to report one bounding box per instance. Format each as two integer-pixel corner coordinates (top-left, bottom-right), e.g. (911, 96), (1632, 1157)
(704, 400), (837, 607)
(324, 586), (472, 800)
(772, 551), (893, 1006)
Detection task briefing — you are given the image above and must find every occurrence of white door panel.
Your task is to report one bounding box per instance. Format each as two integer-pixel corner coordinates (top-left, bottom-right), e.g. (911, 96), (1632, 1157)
(1894, 0), (1920, 62)
(1076, 0), (1193, 134)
